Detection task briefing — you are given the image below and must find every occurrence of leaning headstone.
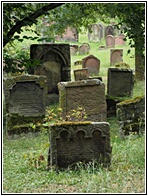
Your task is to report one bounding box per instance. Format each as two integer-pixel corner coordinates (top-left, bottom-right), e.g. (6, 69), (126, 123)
(107, 68), (134, 97)
(58, 79), (107, 122)
(106, 35), (115, 48)
(82, 55), (100, 76)
(78, 43), (90, 55)
(116, 95), (145, 138)
(110, 49), (123, 66)
(105, 25), (114, 36)
(30, 44), (71, 104)
(3, 75), (47, 134)
(48, 122), (112, 169)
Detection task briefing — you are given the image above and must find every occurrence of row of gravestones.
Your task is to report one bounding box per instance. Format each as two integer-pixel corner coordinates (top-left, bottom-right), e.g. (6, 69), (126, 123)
(70, 36), (125, 56)
(55, 24), (124, 43)
(3, 44), (144, 169)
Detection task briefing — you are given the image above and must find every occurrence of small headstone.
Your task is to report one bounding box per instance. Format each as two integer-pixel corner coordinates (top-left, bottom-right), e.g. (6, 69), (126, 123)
(74, 68), (89, 81)
(78, 43), (90, 55)
(106, 35), (115, 48)
(107, 68), (134, 97)
(56, 27), (78, 42)
(105, 25), (114, 36)
(48, 122), (112, 168)
(3, 75), (47, 134)
(58, 79), (107, 122)
(70, 45), (79, 55)
(110, 49), (123, 66)
(115, 34), (125, 45)
(82, 55), (100, 76)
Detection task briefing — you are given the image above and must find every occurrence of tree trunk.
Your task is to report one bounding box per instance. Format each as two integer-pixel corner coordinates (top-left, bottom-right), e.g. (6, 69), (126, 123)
(135, 41), (145, 80)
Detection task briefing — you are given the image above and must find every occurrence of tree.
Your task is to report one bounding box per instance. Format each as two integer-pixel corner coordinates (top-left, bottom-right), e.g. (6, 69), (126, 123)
(3, 3), (145, 79)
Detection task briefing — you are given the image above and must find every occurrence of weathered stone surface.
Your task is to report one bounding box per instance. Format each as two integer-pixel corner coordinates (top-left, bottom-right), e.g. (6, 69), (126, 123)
(115, 34), (125, 45)
(106, 35), (115, 48)
(3, 75), (47, 134)
(58, 79), (107, 122)
(78, 43), (90, 55)
(48, 122), (112, 168)
(82, 55), (100, 76)
(30, 44), (71, 99)
(70, 45), (79, 55)
(110, 49), (123, 66)
(105, 25), (114, 36)
(56, 27), (78, 42)
(107, 68), (134, 97)
(74, 68), (89, 81)
(116, 96), (145, 137)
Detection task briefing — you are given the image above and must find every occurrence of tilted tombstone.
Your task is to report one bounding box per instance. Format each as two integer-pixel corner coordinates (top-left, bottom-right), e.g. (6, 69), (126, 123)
(88, 24), (100, 42)
(48, 122), (112, 169)
(30, 44), (71, 104)
(106, 35), (115, 48)
(3, 75), (47, 134)
(82, 55), (100, 76)
(110, 49), (123, 66)
(58, 79), (107, 122)
(105, 25), (114, 36)
(78, 43), (90, 55)
(107, 68), (134, 97)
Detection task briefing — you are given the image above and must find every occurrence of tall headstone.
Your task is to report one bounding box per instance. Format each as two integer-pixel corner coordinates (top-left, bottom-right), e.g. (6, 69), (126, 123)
(106, 35), (115, 48)
(58, 79), (107, 122)
(3, 75), (47, 134)
(30, 44), (71, 104)
(88, 24), (100, 42)
(82, 55), (100, 76)
(110, 49), (123, 66)
(105, 25), (114, 37)
(107, 68), (134, 97)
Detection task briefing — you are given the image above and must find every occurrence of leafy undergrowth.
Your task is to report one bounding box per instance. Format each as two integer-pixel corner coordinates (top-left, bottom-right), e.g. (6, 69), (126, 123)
(3, 117), (145, 194)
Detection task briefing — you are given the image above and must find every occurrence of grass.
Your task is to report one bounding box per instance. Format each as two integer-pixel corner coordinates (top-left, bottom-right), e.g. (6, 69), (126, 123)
(3, 30), (145, 194)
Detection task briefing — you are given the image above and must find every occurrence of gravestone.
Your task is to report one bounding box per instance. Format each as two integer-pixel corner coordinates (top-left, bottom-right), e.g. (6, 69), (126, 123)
(74, 68), (89, 81)
(48, 122), (112, 168)
(110, 49), (123, 66)
(30, 44), (71, 104)
(116, 95), (145, 138)
(3, 75), (47, 134)
(70, 45), (79, 55)
(105, 25), (114, 36)
(98, 24), (104, 40)
(106, 35), (115, 48)
(115, 34), (125, 45)
(82, 55), (100, 76)
(58, 79), (107, 122)
(56, 27), (78, 42)
(88, 24), (100, 42)
(78, 43), (90, 55)
(107, 68), (134, 97)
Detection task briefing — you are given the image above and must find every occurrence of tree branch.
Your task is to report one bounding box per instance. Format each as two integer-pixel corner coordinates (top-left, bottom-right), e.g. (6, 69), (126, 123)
(3, 3), (64, 47)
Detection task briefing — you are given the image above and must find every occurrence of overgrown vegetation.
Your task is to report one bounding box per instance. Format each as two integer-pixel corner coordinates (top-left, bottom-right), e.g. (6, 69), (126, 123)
(3, 22), (145, 193)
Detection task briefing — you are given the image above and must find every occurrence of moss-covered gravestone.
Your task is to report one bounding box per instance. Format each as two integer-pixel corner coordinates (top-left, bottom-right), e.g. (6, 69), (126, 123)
(116, 95), (145, 138)
(3, 75), (47, 134)
(48, 122), (112, 169)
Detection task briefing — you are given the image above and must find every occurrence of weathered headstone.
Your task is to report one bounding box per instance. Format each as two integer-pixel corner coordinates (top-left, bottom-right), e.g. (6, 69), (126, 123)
(105, 25), (114, 36)
(58, 79), (107, 122)
(48, 122), (112, 168)
(88, 24), (100, 42)
(106, 35), (115, 48)
(30, 44), (71, 104)
(110, 49), (123, 66)
(70, 45), (79, 55)
(115, 34), (125, 45)
(3, 75), (47, 134)
(78, 43), (90, 55)
(74, 68), (89, 81)
(82, 55), (100, 76)
(107, 68), (134, 97)
(98, 24), (104, 40)
(116, 95), (145, 138)
(56, 27), (78, 42)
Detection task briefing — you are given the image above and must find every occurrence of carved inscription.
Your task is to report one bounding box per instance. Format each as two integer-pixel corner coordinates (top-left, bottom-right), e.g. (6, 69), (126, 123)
(9, 81), (44, 116)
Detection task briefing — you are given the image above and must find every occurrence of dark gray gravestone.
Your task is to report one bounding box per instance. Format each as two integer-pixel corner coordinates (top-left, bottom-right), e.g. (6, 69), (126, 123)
(48, 122), (112, 169)
(107, 68), (134, 97)
(105, 25), (114, 36)
(3, 75), (47, 134)
(110, 49), (123, 66)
